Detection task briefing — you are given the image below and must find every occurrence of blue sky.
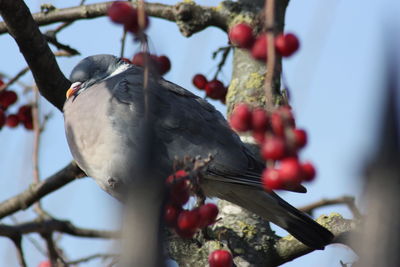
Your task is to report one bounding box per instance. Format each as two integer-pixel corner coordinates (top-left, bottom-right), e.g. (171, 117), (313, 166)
(0, 0), (394, 266)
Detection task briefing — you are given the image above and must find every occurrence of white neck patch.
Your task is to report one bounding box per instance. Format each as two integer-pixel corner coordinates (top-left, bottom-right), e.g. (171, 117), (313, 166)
(108, 63), (131, 79)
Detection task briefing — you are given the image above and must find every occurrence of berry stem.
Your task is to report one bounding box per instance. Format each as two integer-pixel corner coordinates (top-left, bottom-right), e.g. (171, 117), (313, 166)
(264, 0), (277, 108)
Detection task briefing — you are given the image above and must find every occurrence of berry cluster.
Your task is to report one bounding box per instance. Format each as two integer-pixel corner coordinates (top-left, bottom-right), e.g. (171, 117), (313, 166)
(107, 1), (149, 34)
(228, 23), (300, 61)
(229, 104), (315, 191)
(0, 80), (33, 130)
(208, 250), (233, 267)
(131, 52), (171, 75)
(192, 74), (227, 103)
(164, 170), (219, 239)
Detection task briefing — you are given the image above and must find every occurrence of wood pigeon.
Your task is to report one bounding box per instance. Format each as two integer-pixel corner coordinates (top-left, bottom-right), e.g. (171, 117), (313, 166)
(63, 54), (333, 249)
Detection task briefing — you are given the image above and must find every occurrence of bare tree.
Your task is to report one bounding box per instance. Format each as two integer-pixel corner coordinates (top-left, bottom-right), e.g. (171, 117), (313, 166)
(0, 0), (360, 266)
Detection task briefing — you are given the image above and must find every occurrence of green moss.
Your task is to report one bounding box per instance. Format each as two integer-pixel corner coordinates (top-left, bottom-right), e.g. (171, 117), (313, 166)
(245, 72), (264, 89)
(237, 221), (257, 239)
(233, 248), (245, 254)
(228, 14), (255, 29)
(226, 78), (239, 104)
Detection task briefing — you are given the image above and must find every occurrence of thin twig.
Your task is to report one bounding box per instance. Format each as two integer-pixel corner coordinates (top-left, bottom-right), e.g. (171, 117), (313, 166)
(10, 216), (47, 256)
(120, 30), (127, 58)
(67, 253), (118, 265)
(298, 196), (362, 219)
(47, 0), (87, 35)
(32, 87), (40, 185)
(32, 86), (49, 218)
(0, 67), (30, 92)
(212, 46), (231, 80)
(264, 0), (276, 107)
(0, 218), (119, 239)
(44, 35), (80, 56)
(11, 236), (27, 267)
(41, 232), (64, 265)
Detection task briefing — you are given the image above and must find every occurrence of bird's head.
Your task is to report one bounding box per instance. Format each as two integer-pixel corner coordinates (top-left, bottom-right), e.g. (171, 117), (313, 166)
(66, 54), (131, 100)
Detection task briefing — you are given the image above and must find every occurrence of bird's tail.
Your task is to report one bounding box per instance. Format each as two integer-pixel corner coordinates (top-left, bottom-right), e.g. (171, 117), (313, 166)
(274, 193), (334, 249)
(210, 184), (334, 249)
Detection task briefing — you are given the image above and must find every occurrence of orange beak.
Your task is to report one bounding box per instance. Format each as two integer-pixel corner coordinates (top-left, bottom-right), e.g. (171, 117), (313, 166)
(66, 82), (82, 99)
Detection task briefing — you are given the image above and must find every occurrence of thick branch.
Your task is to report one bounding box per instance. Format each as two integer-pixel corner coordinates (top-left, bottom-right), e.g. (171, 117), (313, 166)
(0, 0), (71, 110)
(0, 218), (119, 239)
(272, 213), (355, 266)
(0, 2), (227, 37)
(168, 201), (356, 266)
(0, 162), (85, 220)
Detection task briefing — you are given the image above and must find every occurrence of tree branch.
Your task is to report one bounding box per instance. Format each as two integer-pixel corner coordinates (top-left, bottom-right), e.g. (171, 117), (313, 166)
(272, 213), (354, 266)
(0, 66), (29, 92)
(67, 253), (118, 265)
(168, 200), (356, 266)
(11, 236), (27, 267)
(0, 2), (228, 37)
(299, 195), (362, 219)
(0, 0), (71, 110)
(0, 162), (85, 220)
(0, 218), (119, 239)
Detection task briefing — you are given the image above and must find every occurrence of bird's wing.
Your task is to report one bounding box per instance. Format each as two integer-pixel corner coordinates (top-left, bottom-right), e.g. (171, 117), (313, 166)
(158, 78), (307, 193)
(109, 70), (306, 192)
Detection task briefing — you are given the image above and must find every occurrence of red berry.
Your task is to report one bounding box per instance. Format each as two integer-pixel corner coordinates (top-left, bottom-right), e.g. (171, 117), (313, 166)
(169, 180), (190, 206)
(132, 52), (149, 67)
(270, 112), (285, 136)
(252, 130), (266, 144)
(293, 129), (307, 148)
(0, 90), (18, 109)
(17, 105), (32, 122)
(229, 103), (252, 132)
(166, 170), (188, 184)
(275, 33), (300, 57)
(164, 204), (181, 227)
(251, 108), (268, 132)
(177, 210), (200, 232)
(301, 162), (316, 182)
(198, 203), (219, 228)
(205, 80), (226, 100)
(23, 120), (33, 130)
(192, 74), (207, 90)
(0, 109), (5, 128)
(0, 79), (4, 87)
(107, 1), (135, 24)
(262, 168), (283, 190)
(278, 106), (295, 126)
(229, 23), (254, 49)
(6, 114), (19, 128)
(208, 250), (233, 267)
(38, 261), (51, 267)
(251, 34), (267, 61)
(156, 55), (171, 75)
(279, 157), (302, 183)
(124, 10), (149, 34)
(261, 137), (285, 160)
(175, 227), (196, 239)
